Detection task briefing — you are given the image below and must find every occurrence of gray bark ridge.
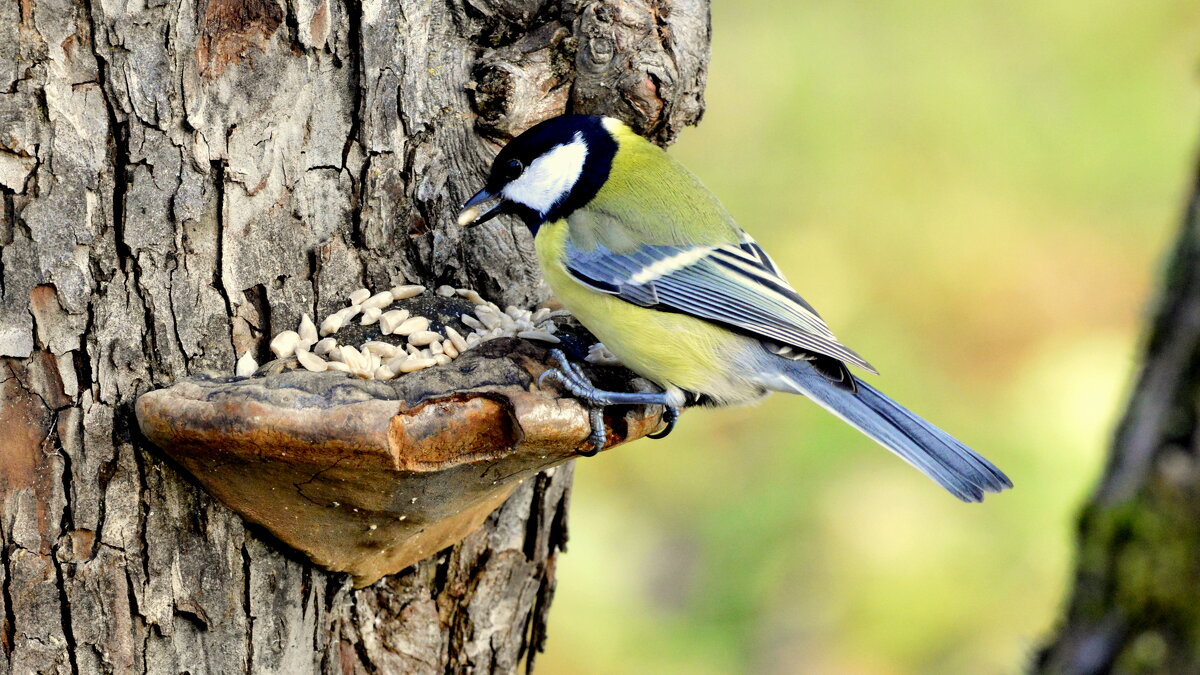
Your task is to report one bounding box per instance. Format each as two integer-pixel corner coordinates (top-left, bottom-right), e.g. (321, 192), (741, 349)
(0, 0), (708, 672)
(1036, 140), (1200, 671)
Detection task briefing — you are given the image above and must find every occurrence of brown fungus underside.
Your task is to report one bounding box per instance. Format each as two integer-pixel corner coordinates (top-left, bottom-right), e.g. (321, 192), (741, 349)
(136, 336), (669, 586)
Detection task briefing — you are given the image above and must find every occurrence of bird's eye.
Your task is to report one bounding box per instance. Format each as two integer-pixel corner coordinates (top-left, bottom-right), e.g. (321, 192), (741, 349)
(500, 159), (523, 182)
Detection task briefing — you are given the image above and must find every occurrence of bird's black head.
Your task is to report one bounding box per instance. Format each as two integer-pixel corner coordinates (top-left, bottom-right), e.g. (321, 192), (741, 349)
(457, 115), (619, 233)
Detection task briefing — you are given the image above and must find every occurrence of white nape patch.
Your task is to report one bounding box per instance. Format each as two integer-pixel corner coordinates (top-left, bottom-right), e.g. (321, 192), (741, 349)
(502, 132), (588, 214)
(629, 246), (715, 284)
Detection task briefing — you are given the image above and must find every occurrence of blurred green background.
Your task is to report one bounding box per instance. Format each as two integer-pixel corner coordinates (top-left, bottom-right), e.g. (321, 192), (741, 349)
(541, 1), (1200, 673)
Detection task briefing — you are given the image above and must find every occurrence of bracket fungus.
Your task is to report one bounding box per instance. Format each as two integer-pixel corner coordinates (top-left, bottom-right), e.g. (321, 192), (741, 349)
(135, 289), (669, 586)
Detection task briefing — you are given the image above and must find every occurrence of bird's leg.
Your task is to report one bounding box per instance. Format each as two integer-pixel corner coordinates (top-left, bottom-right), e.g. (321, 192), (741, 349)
(538, 348), (681, 453)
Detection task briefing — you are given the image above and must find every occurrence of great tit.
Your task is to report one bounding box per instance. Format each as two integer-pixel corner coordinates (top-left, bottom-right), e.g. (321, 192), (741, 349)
(458, 114), (1011, 502)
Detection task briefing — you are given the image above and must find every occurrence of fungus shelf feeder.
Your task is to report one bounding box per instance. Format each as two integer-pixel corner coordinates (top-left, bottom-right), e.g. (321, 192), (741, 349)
(136, 339), (667, 586)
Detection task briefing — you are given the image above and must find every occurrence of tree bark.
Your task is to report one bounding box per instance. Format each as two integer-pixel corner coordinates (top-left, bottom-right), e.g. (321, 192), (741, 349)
(1036, 140), (1200, 673)
(0, 0), (708, 671)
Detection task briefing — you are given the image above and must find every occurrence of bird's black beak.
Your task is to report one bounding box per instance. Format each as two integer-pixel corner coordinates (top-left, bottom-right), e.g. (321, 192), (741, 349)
(457, 188), (506, 227)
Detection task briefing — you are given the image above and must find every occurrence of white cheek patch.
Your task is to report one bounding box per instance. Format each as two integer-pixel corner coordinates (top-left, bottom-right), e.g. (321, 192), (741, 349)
(503, 133), (588, 215)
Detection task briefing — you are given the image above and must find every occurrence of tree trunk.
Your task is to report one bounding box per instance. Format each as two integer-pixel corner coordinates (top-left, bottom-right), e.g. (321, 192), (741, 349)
(1036, 140), (1200, 673)
(0, 0), (708, 671)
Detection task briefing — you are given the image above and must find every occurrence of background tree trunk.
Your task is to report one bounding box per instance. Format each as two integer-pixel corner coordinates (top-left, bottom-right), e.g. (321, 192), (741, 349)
(0, 0), (708, 671)
(1036, 140), (1200, 673)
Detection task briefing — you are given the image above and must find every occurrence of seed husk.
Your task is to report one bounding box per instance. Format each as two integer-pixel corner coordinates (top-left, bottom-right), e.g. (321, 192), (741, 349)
(518, 330), (560, 344)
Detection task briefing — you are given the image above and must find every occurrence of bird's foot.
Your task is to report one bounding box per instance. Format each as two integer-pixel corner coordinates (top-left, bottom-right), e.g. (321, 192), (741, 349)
(538, 348), (681, 454)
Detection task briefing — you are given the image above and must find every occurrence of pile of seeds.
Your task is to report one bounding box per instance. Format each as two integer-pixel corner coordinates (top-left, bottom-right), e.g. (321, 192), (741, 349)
(234, 284), (621, 380)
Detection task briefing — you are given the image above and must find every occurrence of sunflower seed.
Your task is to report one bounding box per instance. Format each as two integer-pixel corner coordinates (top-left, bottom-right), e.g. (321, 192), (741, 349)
(436, 285), (456, 297)
(393, 316), (430, 336)
(434, 354), (451, 366)
(408, 330), (441, 347)
(429, 340), (443, 355)
(476, 310), (500, 330)
(235, 352), (258, 377)
(461, 314), (483, 330)
(296, 349), (328, 372)
(362, 341), (398, 357)
(531, 308), (551, 323)
(374, 365), (395, 380)
(456, 206), (481, 227)
(338, 345), (368, 372)
(379, 310), (410, 335)
(456, 288), (485, 304)
(320, 313), (344, 336)
(445, 326), (468, 352)
(349, 288), (371, 306)
(314, 337), (337, 355)
(390, 284), (425, 300)
(362, 291), (394, 310)
(360, 307), (382, 325)
(398, 357), (437, 373)
(298, 314), (318, 343)
(270, 331), (301, 358)
(325, 361), (351, 372)
(442, 339), (459, 358)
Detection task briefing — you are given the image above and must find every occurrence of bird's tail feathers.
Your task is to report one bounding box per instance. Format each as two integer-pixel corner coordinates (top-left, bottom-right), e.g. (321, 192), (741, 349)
(771, 365), (1012, 502)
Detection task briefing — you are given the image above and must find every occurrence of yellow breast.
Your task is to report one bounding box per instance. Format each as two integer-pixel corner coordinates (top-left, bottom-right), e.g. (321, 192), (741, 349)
(534, 219), (740, 394)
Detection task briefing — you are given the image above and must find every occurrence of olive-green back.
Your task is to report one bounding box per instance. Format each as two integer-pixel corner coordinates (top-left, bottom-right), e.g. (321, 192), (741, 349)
(566, 120), (743, 253)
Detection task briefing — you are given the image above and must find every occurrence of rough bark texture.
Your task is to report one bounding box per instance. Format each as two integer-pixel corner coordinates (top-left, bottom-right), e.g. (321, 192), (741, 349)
(0, 0), (709, 671)
(1036, 140), (1200, 673)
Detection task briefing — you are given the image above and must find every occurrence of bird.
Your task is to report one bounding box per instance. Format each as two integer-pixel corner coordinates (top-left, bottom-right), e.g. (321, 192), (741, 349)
(457, 114), (1012, 502)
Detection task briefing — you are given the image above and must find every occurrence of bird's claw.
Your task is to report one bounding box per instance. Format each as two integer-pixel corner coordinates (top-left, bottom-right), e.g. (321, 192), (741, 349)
(647, 405), (679, 440)
(538, 347), (679, 456)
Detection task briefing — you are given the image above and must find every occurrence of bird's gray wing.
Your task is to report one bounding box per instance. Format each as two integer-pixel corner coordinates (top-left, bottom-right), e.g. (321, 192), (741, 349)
(563, 237), (877, 373)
